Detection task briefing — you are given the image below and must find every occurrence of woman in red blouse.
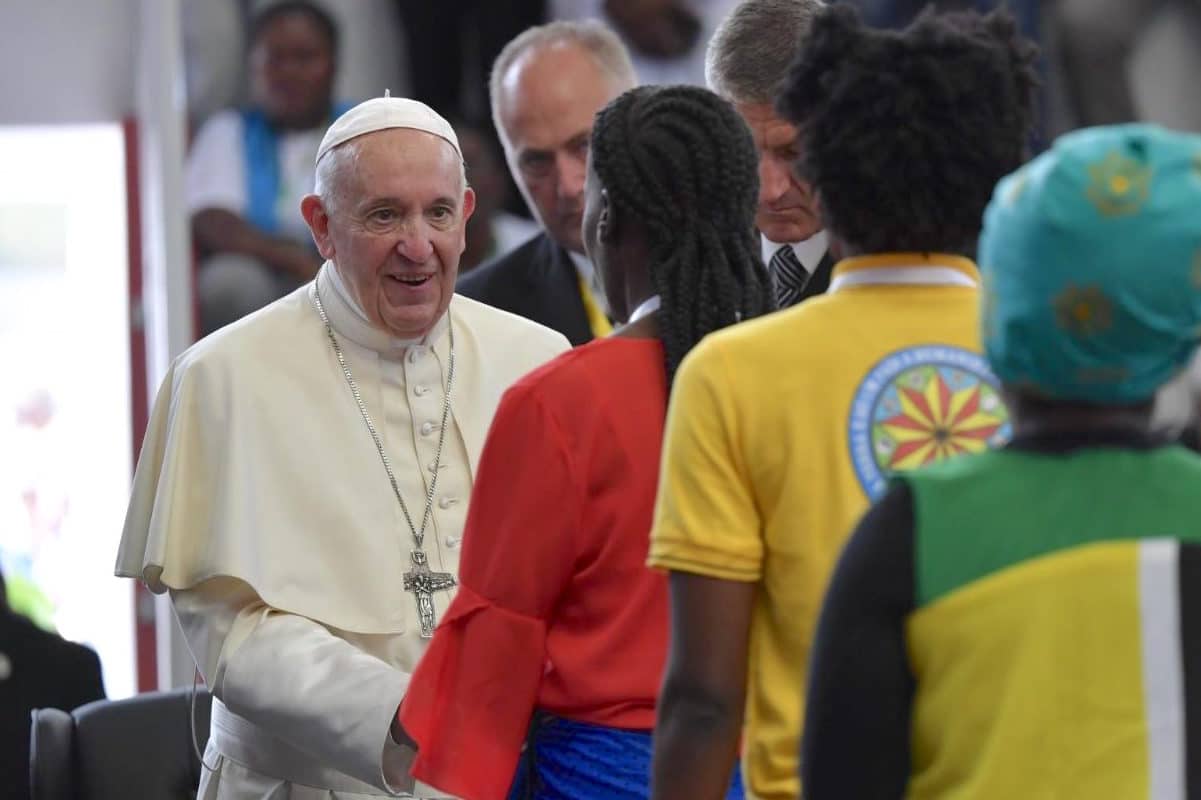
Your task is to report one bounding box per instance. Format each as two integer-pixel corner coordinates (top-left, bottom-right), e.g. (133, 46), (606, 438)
(399, 85), (772, 800)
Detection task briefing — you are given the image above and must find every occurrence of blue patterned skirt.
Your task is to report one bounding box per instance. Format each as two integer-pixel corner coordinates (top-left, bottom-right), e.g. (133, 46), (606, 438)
(506, 712), (745, 800)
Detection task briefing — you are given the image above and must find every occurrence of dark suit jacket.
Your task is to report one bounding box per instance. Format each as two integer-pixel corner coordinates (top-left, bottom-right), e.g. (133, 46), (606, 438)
(456, 232), (594, 346)
(1, 610), (105, 798)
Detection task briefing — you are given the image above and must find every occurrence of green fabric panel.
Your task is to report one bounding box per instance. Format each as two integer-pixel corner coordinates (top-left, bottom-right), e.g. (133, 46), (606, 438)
(906, 445), (1201, 607)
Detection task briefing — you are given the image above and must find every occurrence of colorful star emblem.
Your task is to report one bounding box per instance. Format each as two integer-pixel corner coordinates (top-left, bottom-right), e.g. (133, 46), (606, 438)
(1086, 149), (1152, 217)
(851, 346), (1011, 499)
(874, 367), (1007, 471)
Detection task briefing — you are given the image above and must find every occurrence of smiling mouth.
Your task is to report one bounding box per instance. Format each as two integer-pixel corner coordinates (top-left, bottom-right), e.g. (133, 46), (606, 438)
(388, 274), (433, 287)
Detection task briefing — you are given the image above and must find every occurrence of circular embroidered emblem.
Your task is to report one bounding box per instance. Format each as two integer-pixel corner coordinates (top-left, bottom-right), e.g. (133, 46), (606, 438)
(849, 345), (1012, 499)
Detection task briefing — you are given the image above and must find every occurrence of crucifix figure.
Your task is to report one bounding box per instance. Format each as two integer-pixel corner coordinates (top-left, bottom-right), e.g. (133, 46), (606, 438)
(403, 550), (457, 638)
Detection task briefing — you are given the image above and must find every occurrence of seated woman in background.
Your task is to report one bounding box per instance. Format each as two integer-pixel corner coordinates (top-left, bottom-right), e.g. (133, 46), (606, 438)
(801, 123), (1201, 798)
(398, 84), (773, 800)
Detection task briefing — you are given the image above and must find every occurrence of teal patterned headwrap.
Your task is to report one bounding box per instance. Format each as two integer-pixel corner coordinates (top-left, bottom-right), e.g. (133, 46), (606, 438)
(980, 124), (1201, 404)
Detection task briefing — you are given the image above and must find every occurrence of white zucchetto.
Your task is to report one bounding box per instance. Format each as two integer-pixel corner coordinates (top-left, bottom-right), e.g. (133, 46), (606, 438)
(316, 94), (462, 164)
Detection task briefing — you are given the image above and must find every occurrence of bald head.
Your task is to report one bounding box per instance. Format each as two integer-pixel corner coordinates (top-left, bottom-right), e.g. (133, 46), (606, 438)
(490, 20), (637, 132)
(489, 22), (636, 253)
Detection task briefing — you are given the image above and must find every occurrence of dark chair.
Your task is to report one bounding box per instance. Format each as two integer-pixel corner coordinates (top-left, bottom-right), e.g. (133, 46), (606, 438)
(30, 686), (212, 800)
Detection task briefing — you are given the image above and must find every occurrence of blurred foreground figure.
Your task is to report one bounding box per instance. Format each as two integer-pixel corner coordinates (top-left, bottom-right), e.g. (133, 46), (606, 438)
(803, 123), (1201, 799)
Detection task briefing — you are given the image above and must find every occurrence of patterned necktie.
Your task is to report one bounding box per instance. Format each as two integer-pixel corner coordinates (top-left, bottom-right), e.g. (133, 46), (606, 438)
(770, 244), (809, 308)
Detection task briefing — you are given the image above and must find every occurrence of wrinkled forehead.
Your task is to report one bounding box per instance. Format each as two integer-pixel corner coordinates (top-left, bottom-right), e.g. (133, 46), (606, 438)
(315, 129), (468, 215)
(344, 128), (466, 187)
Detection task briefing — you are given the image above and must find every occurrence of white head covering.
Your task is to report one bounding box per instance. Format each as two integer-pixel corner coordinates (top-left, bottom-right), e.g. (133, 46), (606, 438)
(316, 94), (462, 164)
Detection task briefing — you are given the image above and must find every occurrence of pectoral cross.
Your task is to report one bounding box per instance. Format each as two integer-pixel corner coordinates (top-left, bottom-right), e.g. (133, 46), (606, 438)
(403, 550), (457, 638)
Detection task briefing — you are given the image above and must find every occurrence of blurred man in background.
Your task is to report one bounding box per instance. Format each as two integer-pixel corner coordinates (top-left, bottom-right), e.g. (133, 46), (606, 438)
(456, 21), (638, 346)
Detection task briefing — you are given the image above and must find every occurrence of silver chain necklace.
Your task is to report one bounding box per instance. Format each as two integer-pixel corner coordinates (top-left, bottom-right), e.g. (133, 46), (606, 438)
(312, 272), (458, 637)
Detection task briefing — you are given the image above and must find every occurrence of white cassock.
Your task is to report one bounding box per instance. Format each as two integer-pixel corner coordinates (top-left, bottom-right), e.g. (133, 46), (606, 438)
(115, 261), (569, 798)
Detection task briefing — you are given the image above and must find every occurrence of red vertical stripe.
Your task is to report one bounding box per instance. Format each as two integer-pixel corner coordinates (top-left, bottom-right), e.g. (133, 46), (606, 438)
(123, 117), (157, 693)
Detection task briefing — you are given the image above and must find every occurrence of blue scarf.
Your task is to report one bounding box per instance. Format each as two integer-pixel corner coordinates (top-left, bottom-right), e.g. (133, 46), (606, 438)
(241, 102), (353, 235)
(507, 713), (745, 800)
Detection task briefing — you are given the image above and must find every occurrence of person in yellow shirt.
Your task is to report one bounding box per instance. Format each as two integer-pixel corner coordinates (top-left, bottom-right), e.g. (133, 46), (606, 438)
(801, 122), (1201, 800)
(647, 7), (1039, 800)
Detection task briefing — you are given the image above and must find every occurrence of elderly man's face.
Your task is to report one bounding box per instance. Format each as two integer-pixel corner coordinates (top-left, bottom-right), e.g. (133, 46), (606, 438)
(735, 102), (822, 244)
(306, 129), (475, 339)
(496, 43), (626, 255)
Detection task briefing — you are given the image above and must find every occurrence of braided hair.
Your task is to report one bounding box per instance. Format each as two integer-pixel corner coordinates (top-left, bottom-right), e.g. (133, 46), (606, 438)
(776, 5), (1040, 255)
(590, 85), (773, 386)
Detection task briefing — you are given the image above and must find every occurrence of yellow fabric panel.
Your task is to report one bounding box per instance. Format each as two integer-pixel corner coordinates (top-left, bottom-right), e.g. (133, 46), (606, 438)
(576, 273), (613, 338)
(650, 255), (984, 800)
(906, 541), (1148, 800)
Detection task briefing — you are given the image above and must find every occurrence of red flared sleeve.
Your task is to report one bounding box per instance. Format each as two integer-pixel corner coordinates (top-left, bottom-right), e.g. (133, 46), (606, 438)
(400, 380), (581, 800)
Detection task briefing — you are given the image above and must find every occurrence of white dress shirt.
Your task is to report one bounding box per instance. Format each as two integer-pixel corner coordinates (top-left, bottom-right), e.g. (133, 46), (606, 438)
(761, 230), (830, 276)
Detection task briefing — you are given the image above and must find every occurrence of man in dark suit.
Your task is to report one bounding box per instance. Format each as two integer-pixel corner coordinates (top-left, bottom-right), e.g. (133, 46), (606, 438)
(706, 0), (834, 309)
(456, 21), (638, 346)
(0, 568), (106, 799)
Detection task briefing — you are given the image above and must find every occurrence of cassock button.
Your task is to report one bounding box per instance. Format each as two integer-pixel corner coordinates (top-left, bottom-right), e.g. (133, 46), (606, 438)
(438, 496), (458, 510)
(408, 347), (424, 364)
(444, 535), (461, 548)
(420, 421), (436, 436)
(414, 385), (429, 397)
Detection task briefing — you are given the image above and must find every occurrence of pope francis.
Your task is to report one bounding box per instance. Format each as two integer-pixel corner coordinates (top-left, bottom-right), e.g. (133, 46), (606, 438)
(115, 96), (570, 798)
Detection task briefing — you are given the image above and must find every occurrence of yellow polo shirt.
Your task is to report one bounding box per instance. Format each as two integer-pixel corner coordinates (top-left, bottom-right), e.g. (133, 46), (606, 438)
(650, 254), (1008, 799)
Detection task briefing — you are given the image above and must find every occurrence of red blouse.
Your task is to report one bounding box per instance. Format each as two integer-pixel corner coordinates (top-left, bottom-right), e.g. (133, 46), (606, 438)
(400, 337), (671, 800)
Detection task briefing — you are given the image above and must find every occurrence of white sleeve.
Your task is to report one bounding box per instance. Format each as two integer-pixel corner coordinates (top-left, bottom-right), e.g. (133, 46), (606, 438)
(186, 110), (247, 216)
(171, 578), (417, 794)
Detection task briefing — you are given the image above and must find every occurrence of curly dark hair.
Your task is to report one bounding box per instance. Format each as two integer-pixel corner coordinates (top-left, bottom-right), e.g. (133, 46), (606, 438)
(776, 4), (1039, 255)
(590, 85), (774, 385)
